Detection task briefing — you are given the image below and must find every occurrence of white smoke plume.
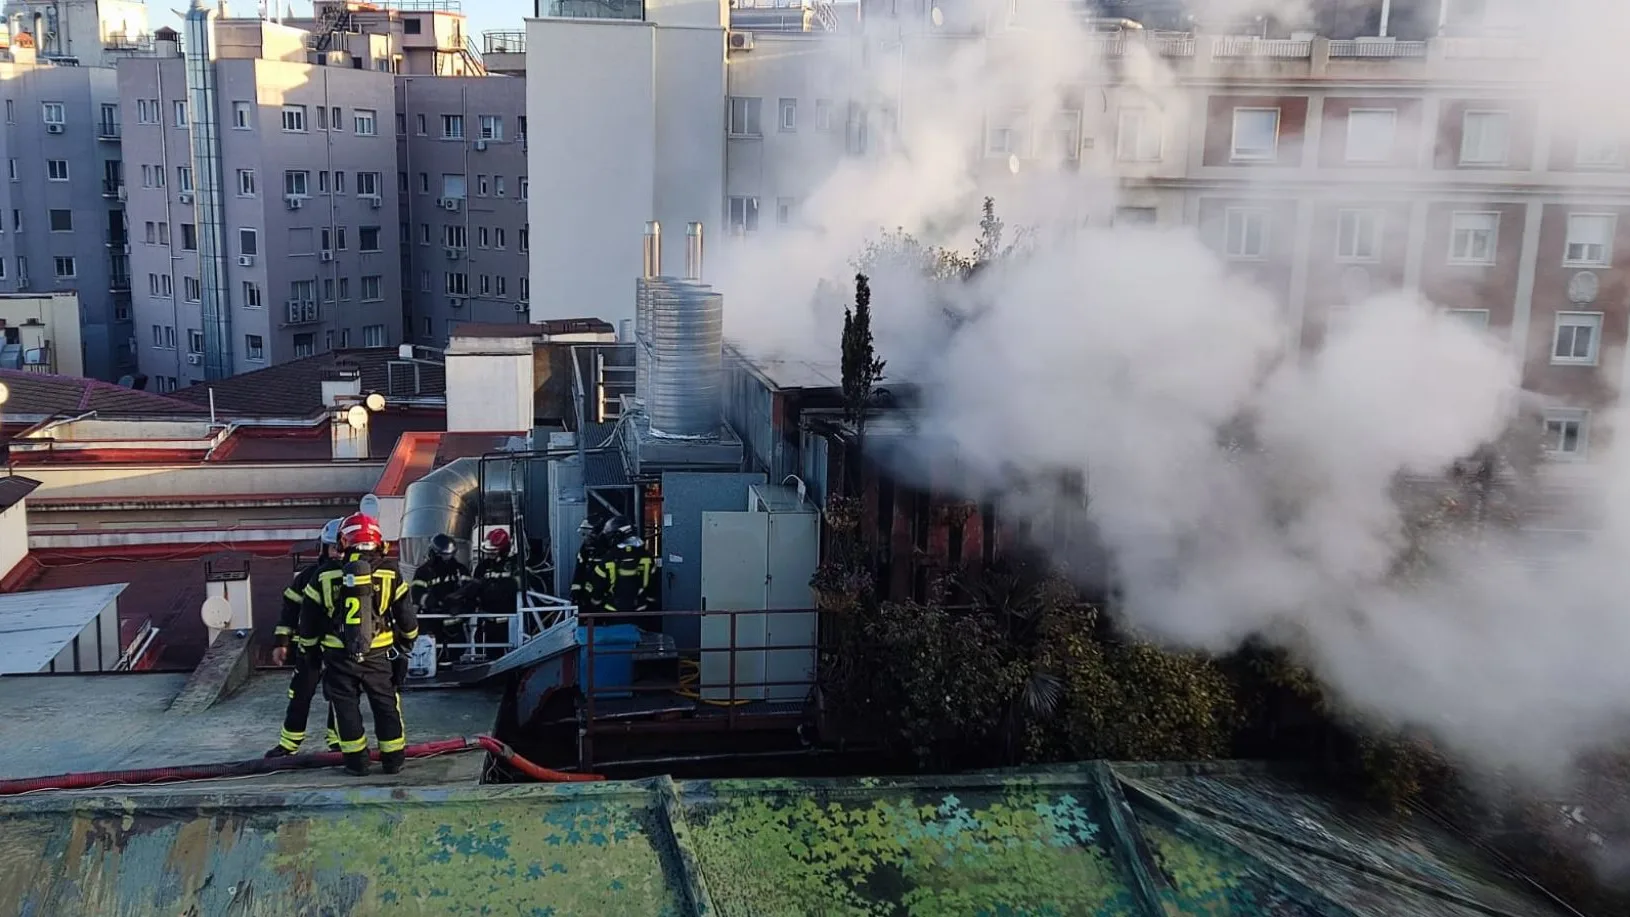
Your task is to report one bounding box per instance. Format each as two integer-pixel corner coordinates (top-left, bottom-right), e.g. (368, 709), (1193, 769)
(711, 0), (1630, 786)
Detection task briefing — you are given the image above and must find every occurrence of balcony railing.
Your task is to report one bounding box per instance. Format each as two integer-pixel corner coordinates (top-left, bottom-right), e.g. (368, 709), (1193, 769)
(482, 29), (525, 53)
(109, 273), (132, 292)
(1212, 36), (1312, 58)
(96, 121), (121, 140)
(1328, 39), (1428, 58)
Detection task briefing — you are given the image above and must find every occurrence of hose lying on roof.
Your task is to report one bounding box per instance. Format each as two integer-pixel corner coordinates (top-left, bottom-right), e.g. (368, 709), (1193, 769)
(0, 735), (603, 796)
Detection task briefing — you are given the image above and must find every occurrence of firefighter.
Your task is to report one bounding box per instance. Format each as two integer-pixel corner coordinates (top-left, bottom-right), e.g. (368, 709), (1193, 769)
(590, 521), (656, 625)
(470, 528), (517, 658)
(265, 518), (343, 758)
(306, 513), (418, 777)
(568, 518), (603, 607)
(413, 533), (473, 666)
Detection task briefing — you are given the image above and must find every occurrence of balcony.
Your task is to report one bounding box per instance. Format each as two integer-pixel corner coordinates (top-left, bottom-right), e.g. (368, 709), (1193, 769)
(109, 273), (132, 292)
(101, 180), (125, 199)
(482, 30), (525, 53)
(96, 121), (121, 140)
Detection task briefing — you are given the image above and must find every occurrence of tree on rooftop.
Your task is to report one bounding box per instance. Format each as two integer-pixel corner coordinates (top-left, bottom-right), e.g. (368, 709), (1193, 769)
(841, 273), (886, 447)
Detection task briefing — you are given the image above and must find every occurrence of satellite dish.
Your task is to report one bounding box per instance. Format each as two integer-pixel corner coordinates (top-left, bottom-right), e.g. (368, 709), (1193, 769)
(930, 5), (943, 26)
(360, 493), (381, 518)
(364, 392), (386, 413)
(345, 404), (369, 429)
(201, 596), (232, 630)
(0, 381), (9, 406)
(1007, 154), (1021, 175)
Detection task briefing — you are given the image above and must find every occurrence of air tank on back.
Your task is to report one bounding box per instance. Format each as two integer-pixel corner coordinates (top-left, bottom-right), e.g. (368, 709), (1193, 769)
(638, 222), (722, 439)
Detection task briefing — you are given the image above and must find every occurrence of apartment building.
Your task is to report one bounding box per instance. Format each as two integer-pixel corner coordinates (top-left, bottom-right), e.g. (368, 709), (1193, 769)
(0, 34), (131, 380)
(399, 73), (530, 343)
(0, 292), (83, 375)
(4, 0), (149, 67)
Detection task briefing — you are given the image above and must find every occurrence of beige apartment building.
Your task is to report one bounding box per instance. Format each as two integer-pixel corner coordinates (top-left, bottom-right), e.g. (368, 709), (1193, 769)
(0, 291), (83, 376)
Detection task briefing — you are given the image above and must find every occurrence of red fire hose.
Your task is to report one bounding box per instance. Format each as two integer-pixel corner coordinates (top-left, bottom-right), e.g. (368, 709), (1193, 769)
(0, 735), (602, 796)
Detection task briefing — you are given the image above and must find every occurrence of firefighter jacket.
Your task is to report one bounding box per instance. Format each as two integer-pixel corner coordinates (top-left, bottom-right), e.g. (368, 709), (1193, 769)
(472, 556), (517, 614)
(412, 555), (470, 613)
(590, 548), (656, 613)
(569, 536), (605, 603)
(303, 550), (419, 657)
(275, 556), (339, 650)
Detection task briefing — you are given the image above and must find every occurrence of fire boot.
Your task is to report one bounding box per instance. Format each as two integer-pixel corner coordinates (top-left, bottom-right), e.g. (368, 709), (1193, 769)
(342, 751), (371, 777)
(380, 750), (405, 775)
(263, 746), (296, 759)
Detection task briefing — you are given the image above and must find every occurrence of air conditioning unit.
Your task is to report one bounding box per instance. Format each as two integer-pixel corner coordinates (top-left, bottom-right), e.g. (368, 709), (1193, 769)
(320, 250), (334, 262)
(513, 301), (527, 313)
(178, 191), (193, 204)
(366, 195), (382, 208)
(285, 195), (304, 210)
(116, 185), (127, 201)
(286, 299), (304, 323)
(237, 255), (255, 267)
(46, 123), (64, 134)
(439, 197), (461, 212)
(448, 296), (466, 309)
(728, 30), (754, 51)
(301, 301), (318, 322)
(186, 353), (202, 366)
(445, 247), (462, 260)
(474, 139), (488, 152)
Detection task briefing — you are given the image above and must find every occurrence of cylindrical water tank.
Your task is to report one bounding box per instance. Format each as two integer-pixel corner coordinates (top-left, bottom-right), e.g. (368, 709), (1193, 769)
(635, 277), (655, 405)
(647, 282), (723, 438)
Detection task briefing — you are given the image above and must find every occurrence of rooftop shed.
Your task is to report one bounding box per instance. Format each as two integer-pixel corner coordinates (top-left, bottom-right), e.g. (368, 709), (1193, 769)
(0, 583), (125, 674)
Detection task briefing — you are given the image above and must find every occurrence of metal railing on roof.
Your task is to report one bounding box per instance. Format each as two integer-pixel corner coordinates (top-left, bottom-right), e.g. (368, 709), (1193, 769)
(1211, 36), (1312, 58)
(482, 29), (525, 53)
(348, 0), (462, 10)
(1328, 39), (1428, 58)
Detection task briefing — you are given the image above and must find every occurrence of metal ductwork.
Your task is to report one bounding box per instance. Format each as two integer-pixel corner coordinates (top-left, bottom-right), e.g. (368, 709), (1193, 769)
(397, 457), (520, 583)
(684, 222), (704, 281)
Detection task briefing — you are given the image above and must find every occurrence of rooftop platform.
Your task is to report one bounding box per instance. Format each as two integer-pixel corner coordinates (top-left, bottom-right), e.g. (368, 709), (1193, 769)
(0, 754), (1576, 916)
(0, 671), (500, 788)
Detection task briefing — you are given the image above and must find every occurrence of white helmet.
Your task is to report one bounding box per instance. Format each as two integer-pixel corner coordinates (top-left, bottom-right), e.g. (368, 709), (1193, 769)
(319, 518), (342, 546)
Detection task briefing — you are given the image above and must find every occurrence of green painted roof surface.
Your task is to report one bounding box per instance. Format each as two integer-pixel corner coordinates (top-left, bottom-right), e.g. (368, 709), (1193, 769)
(0, 763), (1578, 917)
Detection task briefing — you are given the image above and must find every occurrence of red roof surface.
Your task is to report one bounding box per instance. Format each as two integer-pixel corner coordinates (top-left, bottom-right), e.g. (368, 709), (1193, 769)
(172, 348), (446, 417)
(0, 369), (207, 419)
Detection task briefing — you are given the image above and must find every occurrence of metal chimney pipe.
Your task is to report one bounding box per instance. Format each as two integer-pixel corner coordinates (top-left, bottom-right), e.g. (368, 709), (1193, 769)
(684, 222), (704, 281)
(642, 221), (661, 278)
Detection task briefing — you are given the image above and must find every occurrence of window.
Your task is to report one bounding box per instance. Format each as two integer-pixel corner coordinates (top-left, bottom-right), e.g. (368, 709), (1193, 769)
(1542, 410), (1589, 459)
(181, 223), (198, 251)
(53, 256), (76, 278)
(1576, 126), (1623, 167)
(240, 228), (258, 255)
(441, 114), (465, 139)
(476, 174), (489, 196)
(495, 228), (506, 249)
(184, 276), (201, 302)
(421, 271), (432, 292)
(445, 272), (469, 295)
(496, 276), (507, 297)
(46, 159), (68, 181)
(479, 115), (503, 140)
(518, 116), (527, 141)
(353, 108), (377, 135)
(151, 324), (165, 347)
(1449, 211), (1499, 264)
(776, 197), (795, 225)
(1459, 110), (1510, 166)
(285, 170), (310, 196)
(293, 333), (315, 358)
(5, 99), (13, 122)
(339, 278), (350, 300)
(727, 97), (761, 136)
(1336, 209), (1382, 262)
(136, 99), (155, 124)
(149, 274), (173, 297)
(420, 223), (431, 244)
(1051, 111), (1082, 161)
(176, 166), (193, 192)
(359, 226), (381, 251)
(480, 274), (492, 295)
(42, 102), (65, 125)
(281, 105), (307, 132)
(518, 177), (529, 200)
(173, 100), (188, 127)
(243, 281), (262, 308)
(291, 279), (316, 302)
(1116, 108), (1162, 162)
(779, 98), (797, 132)
(419, 173), (430, 193)
(316, 107), (327, 131)
(246, 334), (265, 361)
(478, 226), (490, 248)
(396, 113), (407, 135)
(984, 110), (1030, 157)
(334, 171), (346, 194)
(1224, 208), (1269, 259)
(363, 324), (386, 347)
(356, 171), (380, 197)
(416, 113), (427, 135)
(237, 169), (256, 196)
(1344, 109), (1396, 163)
(189, 330), (205, 353)
(1447, 309), (1490, 330)
(519, 226), (529, 251)
(1564, 213), (1615, 266)
(444, 225), (467, 248)
(1552, 312), (1603, 365)
(442, 174), (467, 198)
(233, 101), (252, 129)
(0, 258), (5, 279)
(495, 176), (506, 197)
(158, 222), (170, 245)
(6, 159), (14, 181)
(520, 276), (530, 300)
(361, 275), (382, 300)
(728, 196), (759, 233)
(404, 16), (422, 33)
(49, 210), (72, 232)
(1231, 108), (1280, 162)
(815, 99), (832, 132)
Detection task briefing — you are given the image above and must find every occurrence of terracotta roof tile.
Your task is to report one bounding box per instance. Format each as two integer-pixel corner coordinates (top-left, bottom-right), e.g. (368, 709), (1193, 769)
(0, 369), (208, 419)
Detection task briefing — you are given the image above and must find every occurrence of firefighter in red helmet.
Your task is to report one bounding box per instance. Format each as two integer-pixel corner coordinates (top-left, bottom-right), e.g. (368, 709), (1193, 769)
(469, 528), (516, 660)
(304, 512), (419, 776)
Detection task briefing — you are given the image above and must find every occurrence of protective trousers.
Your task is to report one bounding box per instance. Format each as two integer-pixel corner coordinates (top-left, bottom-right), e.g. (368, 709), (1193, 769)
(278, 647), (340, 752)
(322, 650), (406, 758)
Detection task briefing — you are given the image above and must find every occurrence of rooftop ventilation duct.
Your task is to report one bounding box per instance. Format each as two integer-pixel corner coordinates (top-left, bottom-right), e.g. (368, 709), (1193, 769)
(398, 457), (522, 583)
(684, 222), (704, 281)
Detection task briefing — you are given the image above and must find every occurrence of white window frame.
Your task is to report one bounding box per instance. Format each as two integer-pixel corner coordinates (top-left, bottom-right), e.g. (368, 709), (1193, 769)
(53, 256), (76, 278)
(45, 159), (69, 181)
(1459, 109), (1510, 166)
(363, 324), (386, 347)
(1563, 213), (1615, 267)
(1052, 110), (1082, 162)
(1344, 108), (1396, 164)
(479, 114), (503, 140)
(1224, 207), (1270, 260)
(984, 110), (1031, 158)
(41, 102), (65, 125)
(246, 334), (266, 362)
(361, 275), (383, 301)
(1551, 311), (1603, 365)
(237, 169), (256, 197)
(232, 101), (253, 129)
(354, 109), (378, 136)
(1446, 308), (1490, 330)
(728, 196), (759, 234)
(1230, 107), (1280, 162)
(284, 170), (310, 197)
(1541, 409), (1589, 461)
(1448, 210), (1499, 265)
(281, 105), (307, 132)
(779, 98), (797, 132)
(173, 100), (188, 127)
(1116, 108), (1162, 162)
(1335, 208), (1383, 262)
(727, 97), (761, 137)
(441, 114), (465, 140)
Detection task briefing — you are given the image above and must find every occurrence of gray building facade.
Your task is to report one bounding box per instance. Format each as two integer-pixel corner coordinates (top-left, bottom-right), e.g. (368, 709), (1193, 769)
(0, 54), (132, 380)
(398, 73), (529, 344)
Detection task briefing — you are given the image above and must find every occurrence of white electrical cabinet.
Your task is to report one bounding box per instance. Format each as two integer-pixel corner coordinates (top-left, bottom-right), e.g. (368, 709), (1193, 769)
(698, 484), (820, 702)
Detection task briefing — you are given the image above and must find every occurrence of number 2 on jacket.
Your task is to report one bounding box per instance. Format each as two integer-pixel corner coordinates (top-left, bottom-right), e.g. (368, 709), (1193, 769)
(344, 596), (362, 625)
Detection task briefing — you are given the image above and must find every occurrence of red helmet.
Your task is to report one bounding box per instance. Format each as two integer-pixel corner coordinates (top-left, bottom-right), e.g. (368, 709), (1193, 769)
(484, 528), (512, 554)
(339, 513), (384, 552)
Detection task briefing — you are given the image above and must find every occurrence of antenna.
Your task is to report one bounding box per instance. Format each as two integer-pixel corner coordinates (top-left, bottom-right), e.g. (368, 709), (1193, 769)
(201, 596), (232, 630)
(345, 404), (369, 430)
(364, 392), (387, 412)
(360, 493), (381, 518)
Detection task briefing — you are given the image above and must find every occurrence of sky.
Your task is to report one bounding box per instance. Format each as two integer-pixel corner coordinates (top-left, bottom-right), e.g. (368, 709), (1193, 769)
(145, 0), (533, 42)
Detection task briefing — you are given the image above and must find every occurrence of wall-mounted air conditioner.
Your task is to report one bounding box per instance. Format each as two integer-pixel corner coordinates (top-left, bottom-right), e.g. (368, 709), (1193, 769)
(301, 300), (318, 322)
(445, 247), (462, 260)
(473, 139), (488, 152)
(513, 301), (527, 313)
(178, 191), (193, 204)
(286, 299), (305, 323)
(285, 195), (304, 210)
(186, 353), (202, 365)
(365, 195), (382, 208)
(448, 296), (465, 308)
(320, 250), (334, 262)
(728, 30), (754, 51)
(439, 197), (461, 212)
(237, 255), (255, 267)
(46, 123), (64, 134)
